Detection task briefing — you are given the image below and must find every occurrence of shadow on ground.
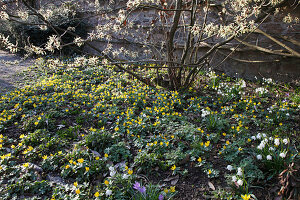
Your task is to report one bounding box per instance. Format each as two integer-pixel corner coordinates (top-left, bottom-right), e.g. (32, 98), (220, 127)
(0, 79), (16, 94)
(0, 50), (34, 95)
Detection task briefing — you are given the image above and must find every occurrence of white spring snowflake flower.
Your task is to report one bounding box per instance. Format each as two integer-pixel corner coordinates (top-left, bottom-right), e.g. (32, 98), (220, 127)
(227, 165), (233, 171)
(257, 154), (262, 160)
(106, 189), (112, 196)
(256, 133), (261, 139)
(255, 87), (268, 95)
(279, 152), (286, 158)
(283, 139), (288, 145)
(257, 141), (266, 150)
(122, 174), (129, 179)
(201, 109), (210, 118)
(239, 80), (246, 88)
(237, 168), (243, 176)
(232, 176), (237, 182)
(274, 138), (280, 146)
(237, 179), (243, 186)
(266, 155), (272, 160)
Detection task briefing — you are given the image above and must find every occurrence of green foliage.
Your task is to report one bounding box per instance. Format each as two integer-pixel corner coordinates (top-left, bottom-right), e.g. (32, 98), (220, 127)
(104, 142), (131, 163)
(85, 129), (118, 153)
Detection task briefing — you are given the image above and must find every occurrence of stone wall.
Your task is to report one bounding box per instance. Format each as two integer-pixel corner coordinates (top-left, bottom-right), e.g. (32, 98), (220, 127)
(43, 0), (300, 82)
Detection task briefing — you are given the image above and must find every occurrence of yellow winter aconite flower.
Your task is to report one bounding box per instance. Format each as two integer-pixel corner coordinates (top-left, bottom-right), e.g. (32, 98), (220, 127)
(104, 153), (108, 158)
(164, 188), (169, 193)
(241, 194), (251, 200)
(19, 134), (25, 139)
(205, 141), (210, 147)
(74, 182), (78, 187)
(208, 169), (212, 174)
(104, 180), (109, 185)
(75, 189), (80, 194)
(23, 163), (29, 167)
(170, 186), (176, 192)
(85, 167), (89, 172)
(42, 155), (47, 160)
(94, 192), (100, 197)
(197, 157), (202, 162)
(171, 165), (176, 171)
(77, 158), (84, 163)
(65, 165), (70, 169)
(128, 169), (133, 175)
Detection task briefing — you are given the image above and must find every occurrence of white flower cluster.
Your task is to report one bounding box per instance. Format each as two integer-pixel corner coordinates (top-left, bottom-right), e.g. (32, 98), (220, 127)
(127, 0), (160, 8)
(0, 34), (18, 53)
(45, 35), (61, 52)
(255, 87), (268, 95)
(0, 11), (9, 20)
(24, 45), (46, 55)
(215, 79), (245, 97)
(253, 133), (289, 161)
(201, 108), (210, 118)
(74, 37), (84, 47)
(17, 10), (29, 21)
(262, 78), (273, 85)
(231, 167), (244, 186)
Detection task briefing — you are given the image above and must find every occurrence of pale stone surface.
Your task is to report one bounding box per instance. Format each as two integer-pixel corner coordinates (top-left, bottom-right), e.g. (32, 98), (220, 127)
(0, 50), (34, 94)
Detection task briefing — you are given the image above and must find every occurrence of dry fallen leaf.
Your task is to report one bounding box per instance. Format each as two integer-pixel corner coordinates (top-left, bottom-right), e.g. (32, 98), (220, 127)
(208, 181), (215, 191)
(171, 177), (179, 185)
(164, 175), (179, 182)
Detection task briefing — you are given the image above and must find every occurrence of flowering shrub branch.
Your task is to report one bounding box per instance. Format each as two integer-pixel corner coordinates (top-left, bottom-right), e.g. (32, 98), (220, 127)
(0, 0), (299, 90)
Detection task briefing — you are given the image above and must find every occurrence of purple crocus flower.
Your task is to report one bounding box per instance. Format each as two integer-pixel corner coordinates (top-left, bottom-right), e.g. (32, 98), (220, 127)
(133, 181), (146, 194)
(159, 194), (164, 200)
(133, 181), (141, 190)
(139, 186), (146, 194)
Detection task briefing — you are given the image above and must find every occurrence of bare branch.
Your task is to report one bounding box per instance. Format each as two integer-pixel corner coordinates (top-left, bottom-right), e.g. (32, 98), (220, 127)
(255, 28), (300, 57)
(235, 38), (299, 58)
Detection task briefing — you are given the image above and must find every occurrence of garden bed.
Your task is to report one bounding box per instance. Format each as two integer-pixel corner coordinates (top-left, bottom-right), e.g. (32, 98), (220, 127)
(0, 58), (299, 200)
